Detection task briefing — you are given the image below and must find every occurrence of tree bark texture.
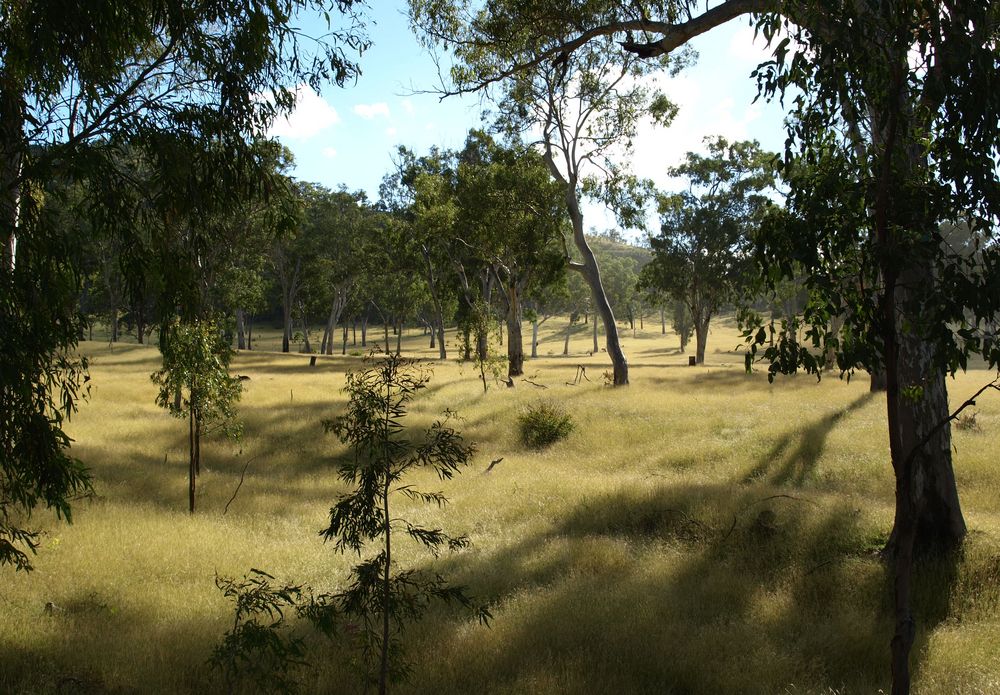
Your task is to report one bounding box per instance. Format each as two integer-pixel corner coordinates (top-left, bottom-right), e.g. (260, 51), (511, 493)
(505, 282), (524, 378)
(236, 309), (246, 350)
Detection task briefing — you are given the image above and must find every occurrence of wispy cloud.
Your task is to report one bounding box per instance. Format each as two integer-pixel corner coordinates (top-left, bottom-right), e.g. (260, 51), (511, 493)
(353, 102), (391, 119)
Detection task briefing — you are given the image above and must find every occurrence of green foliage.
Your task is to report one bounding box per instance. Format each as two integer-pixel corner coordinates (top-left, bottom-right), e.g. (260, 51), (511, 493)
(518, 401), (575, 449)
(151, 318), (243, 440)
(320, 351), (490, 692)
(2, 0), (367, 569)
(640, 137), (776, 362)
(1, 193), (93, 571)
(210, 569), (312, 695)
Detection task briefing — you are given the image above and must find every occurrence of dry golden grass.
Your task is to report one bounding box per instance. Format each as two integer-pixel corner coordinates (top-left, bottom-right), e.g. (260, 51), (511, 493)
(3, 317), (1000, 694)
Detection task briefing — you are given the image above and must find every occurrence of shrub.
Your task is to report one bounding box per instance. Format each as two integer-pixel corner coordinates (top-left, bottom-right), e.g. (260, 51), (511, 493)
(518, 402), (575, 448)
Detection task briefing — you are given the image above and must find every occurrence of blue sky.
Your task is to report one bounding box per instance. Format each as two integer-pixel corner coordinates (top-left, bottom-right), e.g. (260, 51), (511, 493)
(272, 2), (790, 227)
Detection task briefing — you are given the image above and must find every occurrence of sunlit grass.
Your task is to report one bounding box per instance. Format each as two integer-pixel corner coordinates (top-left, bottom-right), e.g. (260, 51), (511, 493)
(3, 317), (1000, 693)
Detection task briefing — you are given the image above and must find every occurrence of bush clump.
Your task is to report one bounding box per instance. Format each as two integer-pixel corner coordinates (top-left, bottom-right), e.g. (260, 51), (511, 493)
(518, 401), (575, 449)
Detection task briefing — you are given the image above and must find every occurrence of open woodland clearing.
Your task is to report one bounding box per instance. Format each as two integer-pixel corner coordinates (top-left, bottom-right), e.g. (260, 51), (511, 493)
(2, 319), (1000, 694)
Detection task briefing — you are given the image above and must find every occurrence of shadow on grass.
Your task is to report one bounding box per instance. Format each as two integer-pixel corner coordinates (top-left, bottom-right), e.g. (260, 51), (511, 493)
(403, 482), (972, 695)
(395, 482), (890, 694)
(742, 392), (875, 488)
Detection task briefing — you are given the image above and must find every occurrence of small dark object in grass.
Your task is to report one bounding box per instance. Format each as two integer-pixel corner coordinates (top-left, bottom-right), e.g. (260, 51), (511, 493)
(956, 411), (980, 431)
(518, 402), (575, 449)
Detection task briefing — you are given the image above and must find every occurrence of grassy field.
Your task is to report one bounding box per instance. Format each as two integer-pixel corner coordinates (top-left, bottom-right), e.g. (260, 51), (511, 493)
(3, 317), (1000, 694)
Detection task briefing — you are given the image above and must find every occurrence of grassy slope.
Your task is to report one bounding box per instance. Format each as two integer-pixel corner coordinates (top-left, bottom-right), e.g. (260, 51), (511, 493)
(2, 317), (1000, 694)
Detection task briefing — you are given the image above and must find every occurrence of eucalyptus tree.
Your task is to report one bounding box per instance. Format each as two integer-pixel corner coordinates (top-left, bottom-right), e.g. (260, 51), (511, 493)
(382, 145), (458, 360)
(410, 1), (1000, 690)
(641, 137), (776, 364)
(0, 1), (368, 570)
(455, 132), (567, 378)
(489, 45), (680, 385)
(293, 184), (375, 356)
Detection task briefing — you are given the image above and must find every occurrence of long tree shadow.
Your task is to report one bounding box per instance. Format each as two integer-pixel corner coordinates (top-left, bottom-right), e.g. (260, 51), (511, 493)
(398, 482), (976, 694)
(742, 392), (876, 487)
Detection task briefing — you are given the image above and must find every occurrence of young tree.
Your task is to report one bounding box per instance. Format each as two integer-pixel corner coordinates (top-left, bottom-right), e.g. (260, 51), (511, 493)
(641, 137), (776, 364)
(152, 318), (242, 513)
(322, 352), (488, 693)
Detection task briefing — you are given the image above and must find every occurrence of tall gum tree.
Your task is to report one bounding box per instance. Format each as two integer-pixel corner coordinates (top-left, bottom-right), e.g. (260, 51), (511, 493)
(409, 1), (1000, 691)
(413, 8), (687, 384)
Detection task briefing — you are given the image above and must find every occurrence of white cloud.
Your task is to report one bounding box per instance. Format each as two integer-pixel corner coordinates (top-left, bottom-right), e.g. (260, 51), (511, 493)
(385, 126), (398, 138)
(267, 86), (340, 140)
(322, 147), (338, 159)
(400, 98), (415, 115)
(353, 102), (391, 119)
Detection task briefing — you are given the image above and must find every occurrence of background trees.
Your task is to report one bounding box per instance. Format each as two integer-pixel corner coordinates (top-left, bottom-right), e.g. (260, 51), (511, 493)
(641, 137), (776, 364)
(0, 0), (367, 569)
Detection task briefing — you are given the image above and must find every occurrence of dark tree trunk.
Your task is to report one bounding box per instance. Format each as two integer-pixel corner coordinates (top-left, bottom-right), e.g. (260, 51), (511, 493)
(592, 315), (598, 354)
(505, 283), (524, 378)
(531, 319), (539, 358)
(361, 315), (368, 347)
(188, 407), (196, 514)
(563, 319), (571, 356)
(395, 319), (402, 356)
(110, 309), (119, 342)
(342, 322), (348, 355)
(282, 301), (292, 353)
(694, 312), (711, 364)
(871, 370), (888, 392)
(236, 309), (246, 350)
(661, 307), (666, 335)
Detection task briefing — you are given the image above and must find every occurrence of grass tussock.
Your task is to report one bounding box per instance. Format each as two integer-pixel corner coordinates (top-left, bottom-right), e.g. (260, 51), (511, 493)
(3, 317), (1000, 693)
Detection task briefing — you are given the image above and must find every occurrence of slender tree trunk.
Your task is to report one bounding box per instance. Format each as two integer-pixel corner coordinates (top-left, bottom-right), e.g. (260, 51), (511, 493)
(282, 300), (292, 353)
(558, 177), (628, 384)
(592, 314), (598, 354)
(395, 319), (402, 356)
(563, 319), (571, 355)
(188, 407), (196, 514)
(531, 318), (539, 358)
(422, 246), (448, 359)
(0, 69), (23, 276)
(236, 309), (247, 350)
(300, 308), (312, 354)
(110, 309), (119, 342)
(506, 283), (524, 378)
(661, 307), (666, 335)
(361, 315), (368, 347)
(380, 454), (392, 695)
(342, 322), (348, 355)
